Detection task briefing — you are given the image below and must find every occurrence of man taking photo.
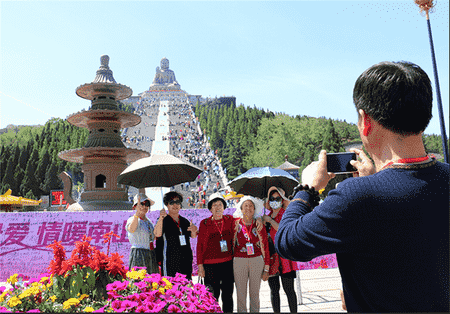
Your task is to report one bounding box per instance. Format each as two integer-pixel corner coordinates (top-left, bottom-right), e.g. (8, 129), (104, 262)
(275, 61), (449, 312)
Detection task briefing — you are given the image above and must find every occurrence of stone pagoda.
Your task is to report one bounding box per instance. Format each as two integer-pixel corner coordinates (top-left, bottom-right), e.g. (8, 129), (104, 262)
(58, 55), (150, 211)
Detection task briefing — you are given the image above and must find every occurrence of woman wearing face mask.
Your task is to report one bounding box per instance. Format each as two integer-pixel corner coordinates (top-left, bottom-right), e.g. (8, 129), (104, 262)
(154, 191), (198, 279)
(262, 186), (299, 313)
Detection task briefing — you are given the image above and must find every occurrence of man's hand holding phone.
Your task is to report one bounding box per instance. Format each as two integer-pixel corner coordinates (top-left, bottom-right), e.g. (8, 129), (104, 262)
(301, 150), (336, 191)
(349, 148), (376, 177)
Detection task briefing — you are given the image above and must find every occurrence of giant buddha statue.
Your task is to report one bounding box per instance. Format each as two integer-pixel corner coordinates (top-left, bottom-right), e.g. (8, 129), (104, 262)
(149, 57), (180, 90)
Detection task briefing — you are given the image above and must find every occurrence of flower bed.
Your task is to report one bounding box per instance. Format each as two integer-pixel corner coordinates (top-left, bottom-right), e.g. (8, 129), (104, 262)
(0, 233), (221, 313)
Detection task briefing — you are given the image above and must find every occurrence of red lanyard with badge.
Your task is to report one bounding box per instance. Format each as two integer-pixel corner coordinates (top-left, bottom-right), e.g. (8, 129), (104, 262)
(213, 217), (228, 252)
(171, 216), (186, 246)
(241, 219), (255, 255)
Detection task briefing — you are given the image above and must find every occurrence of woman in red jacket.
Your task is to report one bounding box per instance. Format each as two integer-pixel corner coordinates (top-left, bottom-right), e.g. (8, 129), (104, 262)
(262, 186), (299, 313)
(233, 195), (270, 313)
(197, 193), (235, 313)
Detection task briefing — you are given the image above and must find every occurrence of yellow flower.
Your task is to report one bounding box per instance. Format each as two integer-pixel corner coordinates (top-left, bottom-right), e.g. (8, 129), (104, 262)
(39, 276), (49, 283)
(63, 297), (80, 309)
(159, 287), (165, 294)
(79, 294), (89, 301)
(152, 282), (158, 290)
(31, 282), (39, 287)
(7, 296), (22, 307)
(84, 307), (95, 312)
(0, 291), (8, 302)
(7, 274), (18, 285)
(162, 278), (173, 289)
(138, 269), (147, 277)
(49, 295), (57, 302)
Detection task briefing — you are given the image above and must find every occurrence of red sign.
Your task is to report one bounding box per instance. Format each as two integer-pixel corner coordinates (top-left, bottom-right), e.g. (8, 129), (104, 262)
(50, 190), (67, 206)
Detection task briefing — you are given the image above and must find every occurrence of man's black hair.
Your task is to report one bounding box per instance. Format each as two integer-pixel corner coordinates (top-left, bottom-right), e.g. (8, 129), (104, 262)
(353, 61), (433, 135)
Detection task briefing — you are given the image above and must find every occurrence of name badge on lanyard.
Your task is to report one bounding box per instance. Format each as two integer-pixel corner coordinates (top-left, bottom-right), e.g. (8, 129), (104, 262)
(220, 240), (228, 252)
(179, 227), (187, 246)
(242, 221), (255, 255)
(246, 242), (254, 255)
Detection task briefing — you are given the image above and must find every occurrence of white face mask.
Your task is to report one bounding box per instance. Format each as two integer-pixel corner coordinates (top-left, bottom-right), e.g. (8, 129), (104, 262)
(269, 200), (282, 210)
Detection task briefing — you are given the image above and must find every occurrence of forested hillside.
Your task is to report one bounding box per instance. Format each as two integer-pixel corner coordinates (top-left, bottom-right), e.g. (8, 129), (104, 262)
(0, 100), (446, 201)
(194, 102), (361, 180)
(0, 118), (89, 199)
(0, 101), (134, 200)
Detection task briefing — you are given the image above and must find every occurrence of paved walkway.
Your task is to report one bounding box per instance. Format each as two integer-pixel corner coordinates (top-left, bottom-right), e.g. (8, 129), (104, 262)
(193, 268), (346, 313)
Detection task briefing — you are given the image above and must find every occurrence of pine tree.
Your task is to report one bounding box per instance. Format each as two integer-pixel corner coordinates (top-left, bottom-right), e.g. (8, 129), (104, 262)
(35, 150), (51, 192)
(2, 154), (17, 194)
(20, 147), (40, 198)
(41, 160), (62, 194)
(0, 145), (11, 184)
(322, 119), (344, 153)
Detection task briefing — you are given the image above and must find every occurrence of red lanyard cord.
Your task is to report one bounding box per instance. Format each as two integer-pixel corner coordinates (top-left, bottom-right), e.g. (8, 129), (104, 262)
(382, 156), (430, 169)
(170, 216), (182, 234)
(212, 217), (224, 238)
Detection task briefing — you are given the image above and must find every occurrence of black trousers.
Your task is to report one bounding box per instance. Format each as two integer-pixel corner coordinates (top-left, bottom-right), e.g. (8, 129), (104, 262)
(268, 271), (297, 313)
(204, 260), (234, 313)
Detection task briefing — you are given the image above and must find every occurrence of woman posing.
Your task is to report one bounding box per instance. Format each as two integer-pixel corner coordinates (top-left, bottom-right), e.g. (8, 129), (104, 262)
(262, 186), (299, 313)
(126, 193), (159, 274)
(197, 193), (235, 313)
(233, 196), (270, 313)
(154, 191), (198, 279)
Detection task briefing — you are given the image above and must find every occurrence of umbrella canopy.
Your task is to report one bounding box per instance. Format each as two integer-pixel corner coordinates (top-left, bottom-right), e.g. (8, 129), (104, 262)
(117, 154), (203, 189)
(229, 167), (299, 199)
(0, 189), (42, 206)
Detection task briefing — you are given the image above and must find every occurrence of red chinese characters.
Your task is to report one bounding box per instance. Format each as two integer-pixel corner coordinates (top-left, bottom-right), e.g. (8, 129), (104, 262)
(0, 223), (31, 247)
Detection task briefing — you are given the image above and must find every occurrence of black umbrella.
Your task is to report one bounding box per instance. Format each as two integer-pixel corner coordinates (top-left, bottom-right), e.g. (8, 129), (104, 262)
(229, 167), (299, 199)
(117, 154), (203, 189)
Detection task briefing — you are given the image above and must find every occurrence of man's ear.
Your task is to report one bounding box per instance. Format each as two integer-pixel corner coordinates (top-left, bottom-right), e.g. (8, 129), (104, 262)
(359, 109), (372, 137)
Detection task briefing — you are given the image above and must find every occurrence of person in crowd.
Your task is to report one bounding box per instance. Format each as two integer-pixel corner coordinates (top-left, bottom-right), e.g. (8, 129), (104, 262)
(262, 186), (298, 313)
(233, 195), (270, 313)
(275, 61), (449, 312)
(126, 193), (159, 274)
(197, 193), (235, 313)
(154, 191), (198, 279)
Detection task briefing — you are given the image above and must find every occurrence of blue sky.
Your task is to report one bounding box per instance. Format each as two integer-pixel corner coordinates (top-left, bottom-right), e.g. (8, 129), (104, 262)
(1, 0), (448, 136)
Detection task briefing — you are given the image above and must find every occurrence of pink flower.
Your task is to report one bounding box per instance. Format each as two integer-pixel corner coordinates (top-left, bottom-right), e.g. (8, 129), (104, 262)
(164, 294), (176, 303)
(111, 300), (122, 311)
(134, 281), (147, 291)
(168, 304), (181, 313)
(107, 290), (120, 300)
(116, 281), (129, 291)
(151, 303), (165, 312)
(126, 293), (141, 302)
(121, 300), (139, 311)
(26, 310), (40, 313)
(135, 305), (147, 313)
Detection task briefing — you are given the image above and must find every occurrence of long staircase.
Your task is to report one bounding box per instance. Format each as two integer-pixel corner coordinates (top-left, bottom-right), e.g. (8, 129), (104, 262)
(122, 98), (229, 209)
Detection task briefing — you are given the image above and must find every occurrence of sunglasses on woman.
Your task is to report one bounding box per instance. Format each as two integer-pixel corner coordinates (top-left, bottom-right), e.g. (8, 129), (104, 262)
(168, 199), (182, 205)
(141, 200), (151, 207)
(269, 196), (282, 202)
